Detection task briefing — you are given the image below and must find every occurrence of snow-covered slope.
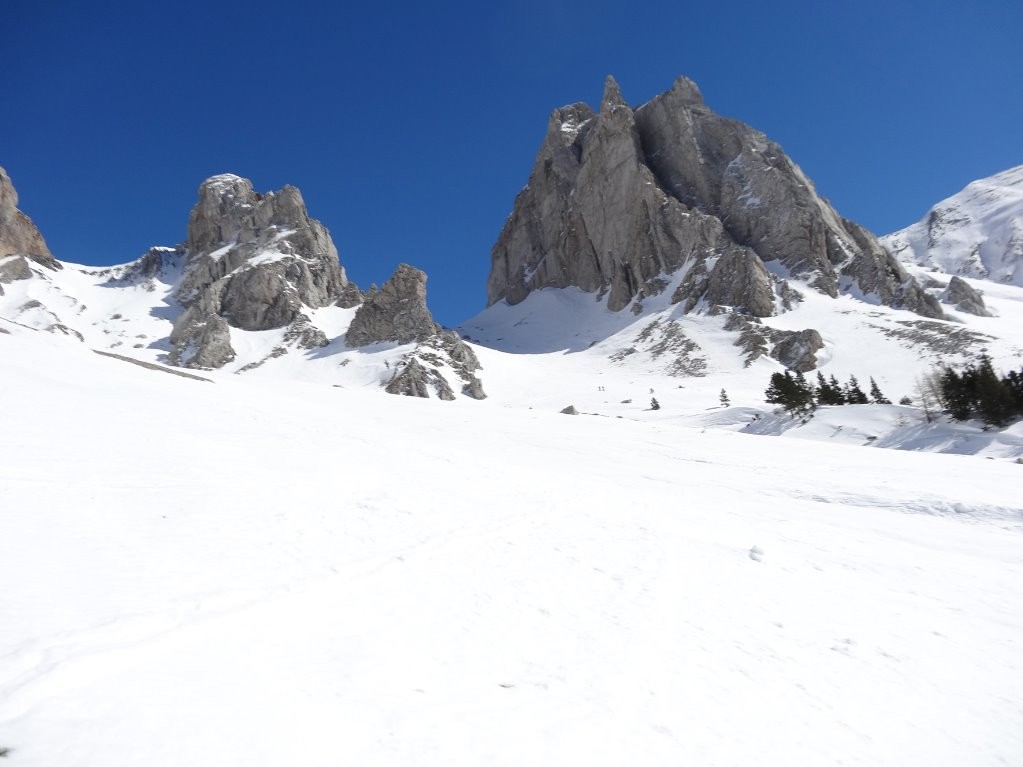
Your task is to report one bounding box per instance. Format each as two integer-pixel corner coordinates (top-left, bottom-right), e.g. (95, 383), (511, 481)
(4, 242), (1023, 459)
(883, 165), (1023, 285)
(0, 250), (442, 393)
(1, 319), (1021, 766)
(459, 268), (1023, 451)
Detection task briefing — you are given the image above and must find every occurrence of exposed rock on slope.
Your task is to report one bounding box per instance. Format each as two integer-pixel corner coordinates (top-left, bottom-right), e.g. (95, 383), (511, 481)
(882, 165), (1023, 286)
(0, 167), (61, 277)
(341, 265), (487, 399)
(488, 76), (941, 320)
(346, 264), (441, 347)
(382, 329), (486, 401)
(385, 357), (456, 400)
(943, 276), (991, 317)
(725, 314), (824, 371)
(170, 174), (350, 367)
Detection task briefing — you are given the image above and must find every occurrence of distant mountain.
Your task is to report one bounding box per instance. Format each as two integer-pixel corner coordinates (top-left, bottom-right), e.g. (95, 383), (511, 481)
(882, 165), (1023, 286)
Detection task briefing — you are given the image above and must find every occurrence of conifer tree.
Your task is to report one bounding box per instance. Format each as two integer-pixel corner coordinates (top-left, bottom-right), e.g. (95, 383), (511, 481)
(844, 375), (868, 404)
(719, 389), (730, 408)
(974, 356), (1015, 427)
(941, 367), (973, 421)
(1004, 370), (1023, 412)
(868, 377), (891, 405)
(765, 371), (815, 418)
(816, 371), (844, 405)
(829, 375), (847, 405)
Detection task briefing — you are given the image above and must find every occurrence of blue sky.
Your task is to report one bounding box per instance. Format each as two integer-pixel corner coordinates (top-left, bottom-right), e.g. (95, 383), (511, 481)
(4, 0), (1021, 326)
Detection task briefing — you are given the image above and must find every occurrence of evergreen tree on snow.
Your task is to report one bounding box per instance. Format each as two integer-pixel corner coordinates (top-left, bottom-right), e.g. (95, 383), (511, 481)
(844, 375), (868, 404)
(829, 375), (847, 405)
(815, 372), (845, 405)
(868, 377), (891, 405)
(765, 371), (815, 418)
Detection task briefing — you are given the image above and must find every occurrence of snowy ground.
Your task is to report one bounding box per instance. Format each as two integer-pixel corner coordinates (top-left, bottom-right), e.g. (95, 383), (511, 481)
(2, 324), (1021, 766)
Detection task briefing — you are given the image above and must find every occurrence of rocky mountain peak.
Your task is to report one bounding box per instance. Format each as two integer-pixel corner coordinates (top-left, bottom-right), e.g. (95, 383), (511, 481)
(665, 75), (704, 108)
(170, 173), (350, 368)
(600, 75), (627, 113)
(488, 76), (942, 322)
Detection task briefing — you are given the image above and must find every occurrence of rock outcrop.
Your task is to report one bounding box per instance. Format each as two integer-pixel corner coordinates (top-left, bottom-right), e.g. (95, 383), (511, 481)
(346, 264), (441, 347)
(725, 314), (825, 371)
(385, 357), (456, 400)
(770, 329), (825, 372)
(381, 330), (487, 400)
(169, 174), (350, 367)
(943, 276), (991, 317)
(488, 76), (942, 320)
(0, 166), (61, 277)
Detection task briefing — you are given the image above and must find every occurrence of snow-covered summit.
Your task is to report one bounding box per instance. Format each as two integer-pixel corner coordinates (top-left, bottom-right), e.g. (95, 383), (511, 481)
(882, 165), (1023, 286)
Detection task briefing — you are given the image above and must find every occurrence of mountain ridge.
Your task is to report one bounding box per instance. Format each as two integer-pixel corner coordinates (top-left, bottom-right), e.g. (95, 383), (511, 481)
(881, 164), (1023, 286)
(1, 80), (1021, 432)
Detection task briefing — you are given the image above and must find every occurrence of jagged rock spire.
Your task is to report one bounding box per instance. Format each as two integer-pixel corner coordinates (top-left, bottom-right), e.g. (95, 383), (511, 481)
(346, 263), (441, 347)
(600, 75), (627, 113)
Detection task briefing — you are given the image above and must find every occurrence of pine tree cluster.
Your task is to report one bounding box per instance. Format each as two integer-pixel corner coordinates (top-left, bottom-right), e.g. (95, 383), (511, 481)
(765, 371), (890, 419)
(938, 355), (1023, 428)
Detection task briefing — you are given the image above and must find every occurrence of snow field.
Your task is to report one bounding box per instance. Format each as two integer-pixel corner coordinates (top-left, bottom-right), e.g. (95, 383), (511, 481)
(1, 326), (1022, 765)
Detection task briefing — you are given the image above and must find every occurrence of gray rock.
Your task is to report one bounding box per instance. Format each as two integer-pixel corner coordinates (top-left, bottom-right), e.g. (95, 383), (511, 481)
(488, 76), (938, 320)
(0, 167), (61, 271)
(770, 329), (824, 372)
(841, 218), (943, 318)
(560, 405), (578, 415)
(0, 255), (33, 283)
(283, 315), (330, 349)
(725, 313), (823, 371)
(463, 377), (487, 400)
(672, 246), (775, 317)
(168, 308), (235, 369)
(384, 357), (455, 400)
(942, 276), (991, 316)
(335, 282), (364, 308)
(725, 313), (771, 366)
(170, 174), (350, 366)
(346, 263), (441, 347)
(397, 330), (487, 400)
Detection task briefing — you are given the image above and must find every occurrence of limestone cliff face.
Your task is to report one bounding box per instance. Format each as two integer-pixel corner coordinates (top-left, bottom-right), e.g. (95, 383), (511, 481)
(0, 167), (61, 278)
(488, 76), (942, 320)
(170, 174), (350, 367)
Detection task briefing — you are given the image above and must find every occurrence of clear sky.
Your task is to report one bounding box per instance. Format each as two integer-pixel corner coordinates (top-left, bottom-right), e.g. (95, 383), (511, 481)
(4, 0), (1021, 326)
